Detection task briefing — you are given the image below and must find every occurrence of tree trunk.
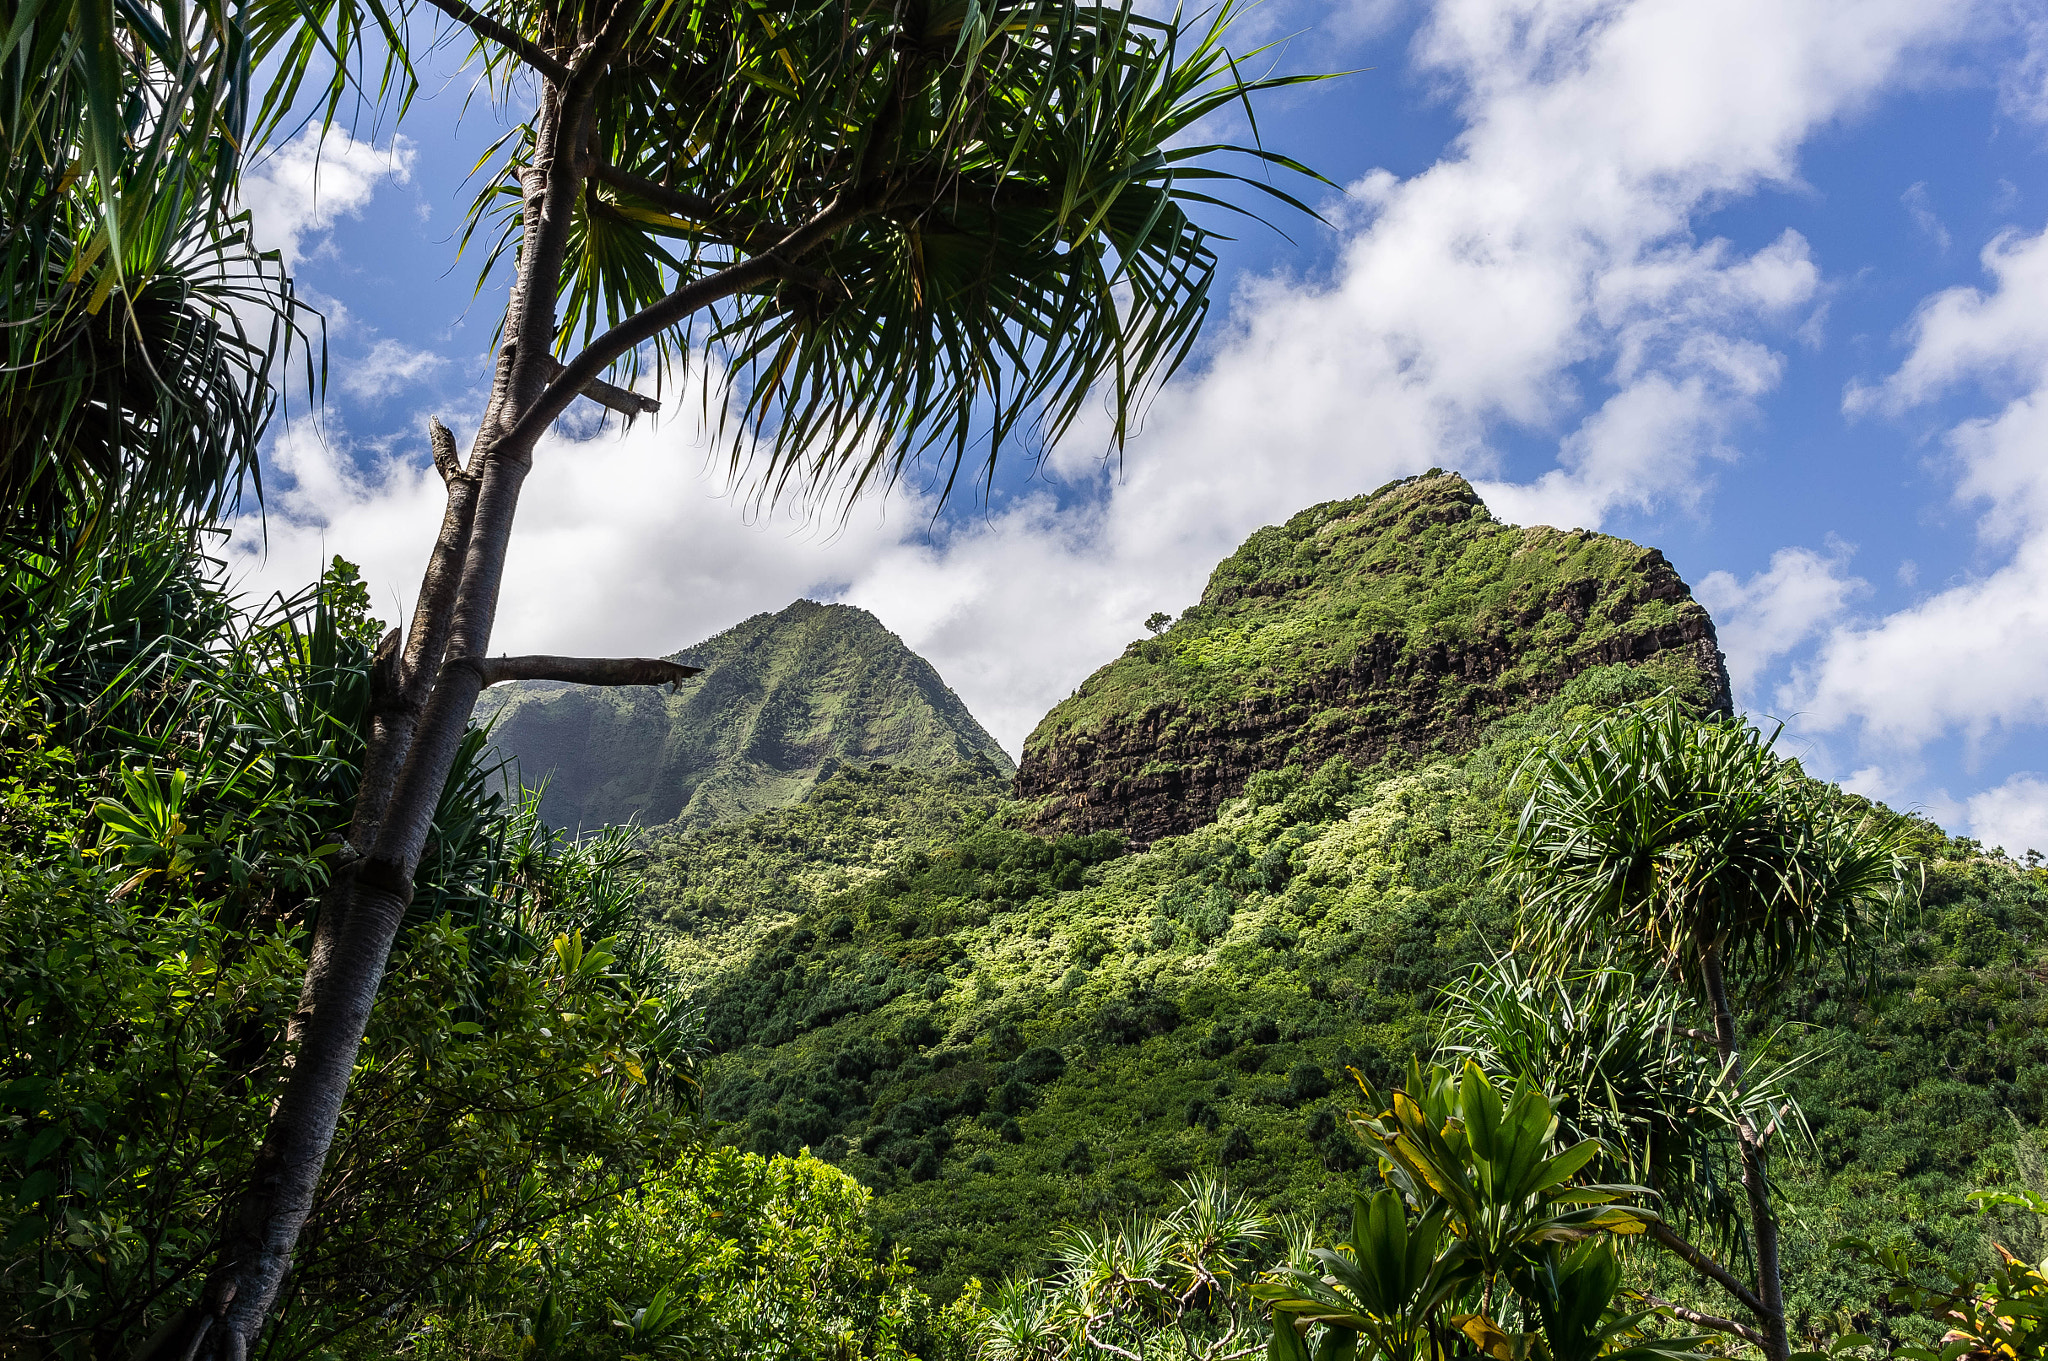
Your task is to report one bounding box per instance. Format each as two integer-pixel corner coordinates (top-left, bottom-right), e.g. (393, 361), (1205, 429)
(1701, 943), (1789, 1361)
(158, 1), (875, 1346)
(168, 62), (589, 1361)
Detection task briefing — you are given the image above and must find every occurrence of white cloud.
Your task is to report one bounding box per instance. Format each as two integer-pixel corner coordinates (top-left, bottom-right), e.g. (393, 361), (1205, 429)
(1790, 223), (2048, 750)
(2002, 4), (2048, 127)
(258, 0), (1980, 756)
(1967, 772), (2048, 858)
(240, 128), (416, 270)
(858, 0), (1961, 746)
(227, 403), (918, 666)
(340, 339), (449, 400)
(1903, 181), (1951, 255)
(1850, 224), (2048, 417)
(1696, 543), (1867, 699)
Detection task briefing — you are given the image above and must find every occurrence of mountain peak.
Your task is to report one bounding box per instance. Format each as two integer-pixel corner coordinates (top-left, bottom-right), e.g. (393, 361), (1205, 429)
(1015, 473), (1729, 844)
(476, 599), (1011, 830)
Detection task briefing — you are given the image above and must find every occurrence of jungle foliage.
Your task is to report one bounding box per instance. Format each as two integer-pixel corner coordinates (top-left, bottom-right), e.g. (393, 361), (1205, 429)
(1019, 472), (1723, 762)
(660, 662), (2048, 1346)
(0, 539), (962, 1359)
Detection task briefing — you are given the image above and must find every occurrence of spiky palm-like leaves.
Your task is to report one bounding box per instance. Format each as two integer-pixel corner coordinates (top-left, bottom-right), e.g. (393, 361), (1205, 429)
(1440, 956), (1817, 1258)
(1501, 698), (1911, 999)
(1495, 698), (1916, 1361)
(0, 0), (310, 555)
(459, 0), (1327, 504)
(980, 1175), (1274, 1359)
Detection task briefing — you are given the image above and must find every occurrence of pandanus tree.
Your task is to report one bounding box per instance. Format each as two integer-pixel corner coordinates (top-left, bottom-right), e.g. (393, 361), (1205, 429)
(131, 0), (1327, 1352)
(0, 0), (307, 561)
(1498, 698), (1914, 1361)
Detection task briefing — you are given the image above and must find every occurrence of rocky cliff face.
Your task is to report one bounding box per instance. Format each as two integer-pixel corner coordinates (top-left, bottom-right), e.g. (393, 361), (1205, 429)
(1014, 471), (1729, 845)
(474, 600), (1012, 830)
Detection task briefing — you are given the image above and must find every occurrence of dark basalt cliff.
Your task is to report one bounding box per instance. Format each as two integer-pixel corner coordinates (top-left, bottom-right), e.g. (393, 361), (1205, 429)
(1014, 471), (1729, 845)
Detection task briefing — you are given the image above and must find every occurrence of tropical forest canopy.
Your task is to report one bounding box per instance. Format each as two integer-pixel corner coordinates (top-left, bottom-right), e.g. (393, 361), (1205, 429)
(2, 0), (2045, 1354)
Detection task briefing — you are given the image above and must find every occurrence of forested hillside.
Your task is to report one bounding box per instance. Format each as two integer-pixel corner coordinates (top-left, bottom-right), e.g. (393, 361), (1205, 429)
(476, 600), (1011, 831)
(658, 660), (2048, 1335)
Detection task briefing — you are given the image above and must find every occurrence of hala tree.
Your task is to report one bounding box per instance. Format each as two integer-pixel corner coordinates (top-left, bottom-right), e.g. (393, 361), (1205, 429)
(0, 0), (308, 559)
(1498, 698), (1913, 1361)
(152, 0), (1328, 1353)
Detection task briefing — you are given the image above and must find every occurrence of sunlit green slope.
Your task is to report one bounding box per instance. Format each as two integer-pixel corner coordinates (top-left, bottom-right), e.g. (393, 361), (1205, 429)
(660, 683), (2048, 1330)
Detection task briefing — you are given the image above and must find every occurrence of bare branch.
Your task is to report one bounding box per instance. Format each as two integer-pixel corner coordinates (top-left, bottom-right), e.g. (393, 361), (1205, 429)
(1647, 1222), (1767, 1321)
(457, 654), (702, 688)
(419, 0), (571, 84)
(400, 421), (481, 698)
(1640, 1293), (1767, 1350)
(428, 416), (463, 483)
(538, 354), (660, 418)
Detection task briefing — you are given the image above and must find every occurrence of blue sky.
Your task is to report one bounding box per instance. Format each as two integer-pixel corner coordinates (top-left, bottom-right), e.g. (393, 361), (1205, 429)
(226, 0), (2048, 852)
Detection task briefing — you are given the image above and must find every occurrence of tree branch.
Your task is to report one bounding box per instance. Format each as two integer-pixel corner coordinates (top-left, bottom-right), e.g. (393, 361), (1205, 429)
(501, 192), (876, 451)
(419, 0), (571, 84)
(400, 418), (480, 699)
(1640, 1293), (1767, 1350)
(456, 655), (702, 688)
(538, 353), (659, 418)
(428, 415), (464, 483)
(1647, 1222), (1767, 1321)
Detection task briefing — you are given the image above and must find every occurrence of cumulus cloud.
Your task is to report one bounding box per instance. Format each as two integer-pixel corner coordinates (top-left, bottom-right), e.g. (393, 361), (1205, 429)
(226, 407), (920, 665)
(1967, 773), (2048, 859)
(1696, 543), (1867, 699)
(240, 128), (415, 270)
(855, 0), (1961, 745)
(340, 339), (449, 400)
(1790, 224), (2048, 750)
(252, 0), (1977, 754)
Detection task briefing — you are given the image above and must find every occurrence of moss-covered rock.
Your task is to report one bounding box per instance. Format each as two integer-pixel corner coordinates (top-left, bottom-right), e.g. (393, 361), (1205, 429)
(1014, 470), (1728, 844)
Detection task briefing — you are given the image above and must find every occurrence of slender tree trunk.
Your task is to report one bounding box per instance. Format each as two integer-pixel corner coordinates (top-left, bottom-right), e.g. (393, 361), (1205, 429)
(1700, 943), (1789, 1361)
(154, 2), (867, 1347)
(168, 57), (597, 1361)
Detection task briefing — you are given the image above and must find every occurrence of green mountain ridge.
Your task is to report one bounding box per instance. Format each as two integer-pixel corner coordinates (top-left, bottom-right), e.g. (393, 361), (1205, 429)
(1016, 470), (1729, 844)
(633, 480), (2048, 1344)
(473, 599), (1013, 830)
(658, 689), (2048, 1333)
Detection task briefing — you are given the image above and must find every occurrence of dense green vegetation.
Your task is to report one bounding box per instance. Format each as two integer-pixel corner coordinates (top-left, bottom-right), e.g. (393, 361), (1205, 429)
(0, 541), (971, 1358)
(476, 601), (1013, 832)
(641, 760), (1012, 992)
(666, 662), (2048, 1345)
(10, 528), (2046, 1360)
(1029, 475), (1717, 743)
